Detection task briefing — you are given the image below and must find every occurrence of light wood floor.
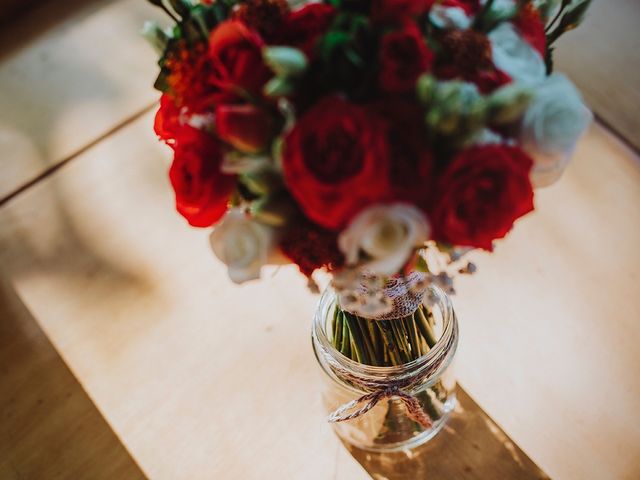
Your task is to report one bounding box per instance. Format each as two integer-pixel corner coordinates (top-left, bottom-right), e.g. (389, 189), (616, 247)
(0, 1), (639, 479)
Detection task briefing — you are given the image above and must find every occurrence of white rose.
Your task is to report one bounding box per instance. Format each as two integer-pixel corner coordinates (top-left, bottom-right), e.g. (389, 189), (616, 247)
(429, 5), (473, 29)
(489, 22), (546, 84)
(209, 209), (277, 284)
(520, 74), (592, 187)
(338, 204), (430, 276)
(430, 0), (516, 29)
(521, 73), (592, 155)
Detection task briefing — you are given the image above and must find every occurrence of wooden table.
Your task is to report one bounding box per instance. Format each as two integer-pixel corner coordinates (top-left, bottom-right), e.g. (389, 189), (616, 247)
(1, 1), (639, 479)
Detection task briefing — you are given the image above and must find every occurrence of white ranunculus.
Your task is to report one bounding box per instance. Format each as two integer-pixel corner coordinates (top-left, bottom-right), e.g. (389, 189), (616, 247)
(489, 22), (546, 84)
(338, 204), (430, 276)
(429, 5), (473, 29)
(209, 209), (277, 284)
(521, 73), (592, 155)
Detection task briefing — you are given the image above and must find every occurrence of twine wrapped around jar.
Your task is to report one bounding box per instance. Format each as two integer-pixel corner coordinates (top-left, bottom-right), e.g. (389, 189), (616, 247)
(316, 277), (458, 430)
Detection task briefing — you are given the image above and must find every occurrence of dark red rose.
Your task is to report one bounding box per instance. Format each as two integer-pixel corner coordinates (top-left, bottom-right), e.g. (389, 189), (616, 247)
(368, 99), (434, 206)
(232, 0), (290, 41)
(371, 0), (435, 24)
(514, 4), (546, 56)
(277, 3), (336, 58)
(154, 94), (182, 145)
(215, 103), (276, 153)
(208, 20), (272, 97)
(379, 24), (435, 94)
(169, 126), (236, 227)
(282, 96), (390, 230)
(435, 29), (511, 93)
(280, 215), (344, 276)
(430, 145), (534, 250)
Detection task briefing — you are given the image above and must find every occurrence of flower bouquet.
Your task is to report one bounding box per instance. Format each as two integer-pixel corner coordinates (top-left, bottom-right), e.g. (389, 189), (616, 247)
(145, 0), (592, 451)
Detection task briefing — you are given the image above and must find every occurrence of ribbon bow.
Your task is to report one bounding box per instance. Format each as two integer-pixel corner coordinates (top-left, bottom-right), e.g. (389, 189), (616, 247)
(328, 386), (433, 429)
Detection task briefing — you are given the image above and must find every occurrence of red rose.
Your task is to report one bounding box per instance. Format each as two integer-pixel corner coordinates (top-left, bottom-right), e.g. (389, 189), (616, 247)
(369, 99), (434, 206)
(208, 20), (271, 97)
(215, 104), (276, 153)
(371, 0), (435, 24)
(379, 24), (435, 94)
(282, 96), (390, 230)
(277, 3), (336, 58)
(514, 4), (546, 56)
(430, 145), (534, 250)
(169, 126), (236, 227)
(154, 94), (182, 145)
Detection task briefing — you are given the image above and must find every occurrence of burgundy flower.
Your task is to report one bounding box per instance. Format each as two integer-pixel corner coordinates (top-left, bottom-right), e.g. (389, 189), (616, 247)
(379, 24), (435, 94)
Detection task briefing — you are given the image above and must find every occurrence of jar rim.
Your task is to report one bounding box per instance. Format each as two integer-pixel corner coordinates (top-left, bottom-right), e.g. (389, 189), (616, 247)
(312, 284), (458, 386)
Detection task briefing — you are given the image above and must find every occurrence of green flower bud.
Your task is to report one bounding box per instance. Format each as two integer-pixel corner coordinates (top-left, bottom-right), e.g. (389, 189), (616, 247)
(263, 47), (308, 77)
(141, 21), (169, 54)
(263, 77), (296, 98)
(416, 74), (436, 104)
(487, 83), (533, 124)
(240, 167), (282, 197)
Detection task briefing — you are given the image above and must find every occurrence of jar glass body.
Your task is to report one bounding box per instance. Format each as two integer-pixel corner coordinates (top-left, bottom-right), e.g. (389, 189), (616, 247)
(312, 285), (458, 452)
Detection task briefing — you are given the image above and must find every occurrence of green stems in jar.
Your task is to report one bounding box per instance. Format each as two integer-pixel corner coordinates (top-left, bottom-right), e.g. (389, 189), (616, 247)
(330, 304), (439, 367)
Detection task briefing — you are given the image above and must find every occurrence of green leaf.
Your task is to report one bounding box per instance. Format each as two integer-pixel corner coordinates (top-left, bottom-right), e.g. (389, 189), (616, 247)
(545, 46), (555, 74)
(153, 67), (171, 93)
(167, 0), (190, 17)
(560, 0), (592, 30)
(318, 30), (351, 62)
(263, 77), (296, 98)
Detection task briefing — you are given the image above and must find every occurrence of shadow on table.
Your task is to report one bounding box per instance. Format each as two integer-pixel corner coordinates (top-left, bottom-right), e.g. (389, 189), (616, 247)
(0, 274), (147, 479)
(344, 388), (550, 480)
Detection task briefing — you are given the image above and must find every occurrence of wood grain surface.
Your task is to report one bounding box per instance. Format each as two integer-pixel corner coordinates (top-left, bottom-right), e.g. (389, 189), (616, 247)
(1, 0), (639, 478)
(0, 275), (146, 480)
(347, 389), (549, 480)
(0, 0), (163, 200)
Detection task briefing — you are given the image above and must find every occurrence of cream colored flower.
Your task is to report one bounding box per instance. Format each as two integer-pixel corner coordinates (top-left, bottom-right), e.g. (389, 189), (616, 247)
(521, 73), (592, 155)
(429, 5), (473, 29)
(338, 204), (430, 276)
(209, 209), (277, 284)
(520, 74), (592, 187)
(489, 22), (546, 84)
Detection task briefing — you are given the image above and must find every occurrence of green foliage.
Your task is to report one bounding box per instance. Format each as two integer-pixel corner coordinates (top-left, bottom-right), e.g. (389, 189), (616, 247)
(546, 0), (592, 45)
(486, 84), (533, 124)
(315, 12), (376, 98)
(473, 0), (518, 33)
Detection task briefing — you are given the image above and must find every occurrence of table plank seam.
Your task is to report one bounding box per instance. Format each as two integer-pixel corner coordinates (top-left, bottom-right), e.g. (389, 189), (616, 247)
(0, 102), (156, 209)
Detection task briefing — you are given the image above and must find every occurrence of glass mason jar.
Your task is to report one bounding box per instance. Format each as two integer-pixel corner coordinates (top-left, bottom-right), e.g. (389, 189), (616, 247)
(312, 284), (459, 452)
